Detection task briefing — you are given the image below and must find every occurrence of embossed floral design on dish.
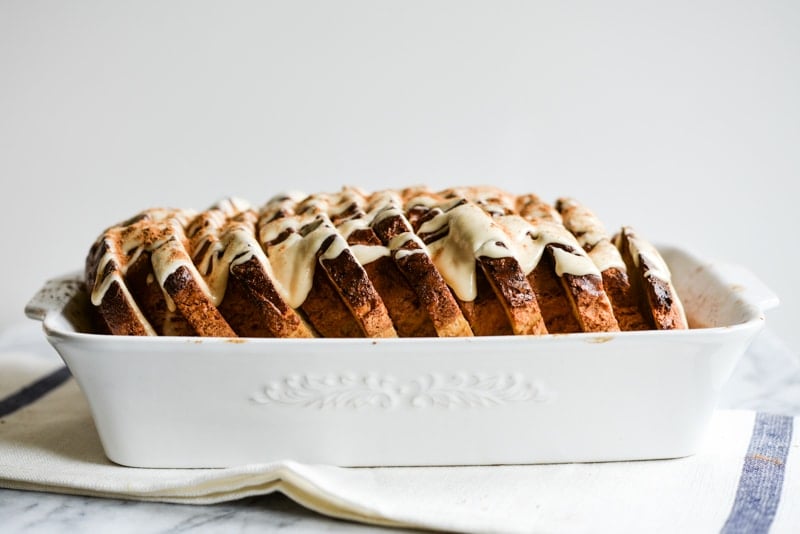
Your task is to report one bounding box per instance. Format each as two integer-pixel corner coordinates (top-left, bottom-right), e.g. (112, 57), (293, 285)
(251, 372), (553, 410)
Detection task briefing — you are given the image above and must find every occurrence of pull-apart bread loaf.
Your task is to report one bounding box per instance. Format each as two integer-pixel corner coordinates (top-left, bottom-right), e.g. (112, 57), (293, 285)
(85, 187), (687, 337)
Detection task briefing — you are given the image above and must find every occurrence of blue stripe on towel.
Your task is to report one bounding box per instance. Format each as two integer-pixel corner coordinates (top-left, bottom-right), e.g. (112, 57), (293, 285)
(721, 412), (794, 534)
(0, 366), (72, 418)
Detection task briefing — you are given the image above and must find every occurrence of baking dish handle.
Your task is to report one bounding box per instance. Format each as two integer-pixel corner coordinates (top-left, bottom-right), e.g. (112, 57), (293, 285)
(711, 262), (780, 312)
(25, 272), (86, 322)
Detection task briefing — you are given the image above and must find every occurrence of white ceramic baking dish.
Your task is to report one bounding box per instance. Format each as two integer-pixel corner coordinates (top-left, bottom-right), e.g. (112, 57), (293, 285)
(25, 245), (778, 468)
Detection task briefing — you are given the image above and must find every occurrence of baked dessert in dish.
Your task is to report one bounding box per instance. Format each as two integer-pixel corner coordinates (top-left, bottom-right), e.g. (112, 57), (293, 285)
(85, 186), (688, 337)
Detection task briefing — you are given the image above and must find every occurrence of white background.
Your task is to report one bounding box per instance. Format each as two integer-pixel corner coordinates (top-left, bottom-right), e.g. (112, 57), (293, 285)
(2, 1), (798, 353)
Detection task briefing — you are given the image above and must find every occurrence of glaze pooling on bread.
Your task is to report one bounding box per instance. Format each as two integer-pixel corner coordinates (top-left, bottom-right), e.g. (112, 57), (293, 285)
(85, 187), (688, 337)
(406, 188), (546, 336)
(187, 198), (259, 306)
(258, 192), (397, 338)
(463, 190), (601, 280)
(260, 211), (348, 309)
(416, 199), (515, 302)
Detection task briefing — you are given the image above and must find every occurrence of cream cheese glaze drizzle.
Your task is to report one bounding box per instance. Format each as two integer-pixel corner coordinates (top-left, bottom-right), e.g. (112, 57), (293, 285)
(498, 214), (600, 278)
(264, 217), (348, 308)
(149, 220), (207, 312)
(91, 231), (157, 335)
(327, 188), (392, 265)
(379, 188), (603, 302)
(390, 232), (428, 260)
(556, 198), (626, 273)
(90, 208), (201, 333)
(349, 244), (391, 265)
(623, 227), (672, 282)
(417, 200), (514, 301)
(258, 193), (352, 309)
(188, 198), (269, 307)
(617, 226), (687, 326)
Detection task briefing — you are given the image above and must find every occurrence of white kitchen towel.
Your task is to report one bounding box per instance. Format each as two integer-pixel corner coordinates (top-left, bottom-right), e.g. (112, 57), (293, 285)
(1, 326), (798, 534)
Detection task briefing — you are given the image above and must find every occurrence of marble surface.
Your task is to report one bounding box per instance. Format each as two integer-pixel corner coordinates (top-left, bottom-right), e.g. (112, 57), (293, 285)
(0, 489), (419, 534)
(1, 326), (798, 533)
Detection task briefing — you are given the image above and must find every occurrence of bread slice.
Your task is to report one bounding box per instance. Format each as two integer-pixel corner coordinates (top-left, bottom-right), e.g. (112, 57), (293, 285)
(556, 197), (650, 331)
(515, 195), (619, 333)
(326, 188), (438, 337)
(86, 244), (156, 336)
(613, 226), (688, 330)
(187, 198), (313, 338)
(122, 249), (196, 336)
(86, 208), (237, 337)
(360, 189), (471, 337)
(410, 189), (547, 336)
(259, 193), (397, 338)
